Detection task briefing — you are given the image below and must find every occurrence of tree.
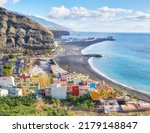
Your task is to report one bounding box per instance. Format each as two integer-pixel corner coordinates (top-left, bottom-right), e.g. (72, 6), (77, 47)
(8, 54), (15, 59)
(3, 63), (12, 69)
(3, 62), (13, 76)
(3, 69), (13, 76)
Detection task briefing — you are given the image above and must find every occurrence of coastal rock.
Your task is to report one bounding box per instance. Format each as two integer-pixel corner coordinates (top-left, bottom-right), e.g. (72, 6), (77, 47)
(84, 54), (103, 58)
(0, 7), (55, 52)
(51, 30), (70, 39)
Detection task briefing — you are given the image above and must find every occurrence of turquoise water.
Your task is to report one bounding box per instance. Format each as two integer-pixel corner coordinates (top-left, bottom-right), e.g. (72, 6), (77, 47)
(70, 32), (150, 93)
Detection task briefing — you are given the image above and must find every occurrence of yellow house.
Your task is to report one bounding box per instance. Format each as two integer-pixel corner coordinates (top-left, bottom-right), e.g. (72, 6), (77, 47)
(31, 74), (53, 89)
(79, 74), (89, 81)
(72, 73), (89, 81)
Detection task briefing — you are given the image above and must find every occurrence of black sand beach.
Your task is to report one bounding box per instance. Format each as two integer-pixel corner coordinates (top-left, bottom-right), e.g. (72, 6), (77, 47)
(54, 40), (150, 102)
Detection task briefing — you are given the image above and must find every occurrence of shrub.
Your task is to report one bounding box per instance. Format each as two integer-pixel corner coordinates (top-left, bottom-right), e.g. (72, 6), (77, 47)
(47, 107), (70, 116)
(8, 54), (15, 59)
(3, 62), (12, 69)
(0, 96), (36, 116)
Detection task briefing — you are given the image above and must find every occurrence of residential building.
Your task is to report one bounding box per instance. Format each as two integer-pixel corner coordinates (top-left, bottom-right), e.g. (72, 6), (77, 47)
(51, 84), (67, 99)
(0, 76), (15, 86)
(72, 85), (79, 96)
(0, 89), (8, 96)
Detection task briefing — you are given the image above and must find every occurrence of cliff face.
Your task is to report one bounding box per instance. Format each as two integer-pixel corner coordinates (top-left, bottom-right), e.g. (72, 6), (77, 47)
(0, 7), (55, 52)
(51, 30), (70, 39)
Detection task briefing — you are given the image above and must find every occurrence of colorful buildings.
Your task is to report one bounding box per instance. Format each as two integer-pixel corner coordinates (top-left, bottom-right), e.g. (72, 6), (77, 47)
(66, 73), (89, 84)
(0, 62), (149, 115)
(72, 73), (89, 81)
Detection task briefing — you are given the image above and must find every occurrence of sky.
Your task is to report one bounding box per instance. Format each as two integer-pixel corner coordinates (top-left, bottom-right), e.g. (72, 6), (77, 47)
(0, 0), (150, 32)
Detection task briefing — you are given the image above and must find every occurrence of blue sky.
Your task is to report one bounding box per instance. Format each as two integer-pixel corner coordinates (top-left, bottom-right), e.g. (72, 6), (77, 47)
(1, 0), (150, 32)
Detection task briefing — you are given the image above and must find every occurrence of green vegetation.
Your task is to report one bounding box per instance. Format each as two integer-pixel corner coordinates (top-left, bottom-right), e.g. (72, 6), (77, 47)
(8, 54), (15, 59)
(0, 96), (36, 116)
(3, 62), (12, 69)
(44, 94), (95, 110)
(3, 62), (13, 76)
(0, 96), (72, 116)
(66, 94), (95, 109)
(23, 49), (52, 55)
(45, 107), (70, 116)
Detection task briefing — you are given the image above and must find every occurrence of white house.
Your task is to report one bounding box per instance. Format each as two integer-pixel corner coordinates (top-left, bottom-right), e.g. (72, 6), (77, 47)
(0, 89), (9, 96)
(66, 74), (73, 83)
(15, 88), (23, 96)
(0, 76), (15, 86)
(51, 84), (67, 99)
(103, 100), (121, 113)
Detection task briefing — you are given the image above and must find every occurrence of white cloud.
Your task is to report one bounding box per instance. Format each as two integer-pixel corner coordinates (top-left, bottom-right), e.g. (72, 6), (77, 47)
(98, 6), (132, 15)
(48, 6), (132, 20)
(12, 0), (20, 4)
(71, 7), (92, 18)
(116, 11), (150, 21)
(0, 0), (8, 6)
(47, 6), (150, 32)
(135, 11), (150, 19)
(48, 6), (70, 18)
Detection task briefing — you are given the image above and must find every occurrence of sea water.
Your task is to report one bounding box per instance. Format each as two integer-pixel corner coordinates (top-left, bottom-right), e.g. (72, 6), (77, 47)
(69, 32), (150, 93)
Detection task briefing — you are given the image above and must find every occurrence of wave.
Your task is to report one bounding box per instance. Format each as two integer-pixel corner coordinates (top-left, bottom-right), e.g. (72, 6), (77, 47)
(88, 57), (150, 95)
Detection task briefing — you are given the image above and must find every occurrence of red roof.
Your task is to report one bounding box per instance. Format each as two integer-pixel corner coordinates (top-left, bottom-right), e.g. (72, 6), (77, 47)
(19, 74), (30, 79)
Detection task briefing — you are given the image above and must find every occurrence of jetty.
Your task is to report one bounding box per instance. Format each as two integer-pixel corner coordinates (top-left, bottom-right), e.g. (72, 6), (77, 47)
(83, 54), (103, 58)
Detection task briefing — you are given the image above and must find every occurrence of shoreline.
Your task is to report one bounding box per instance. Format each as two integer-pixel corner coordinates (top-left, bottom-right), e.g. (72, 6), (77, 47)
(55, 40), (150, 102)
(88, 57), (150, 95)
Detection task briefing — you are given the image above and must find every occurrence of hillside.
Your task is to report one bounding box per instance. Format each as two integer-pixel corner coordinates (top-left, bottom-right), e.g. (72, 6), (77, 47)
(0, 7), (55, 53)
(29, 15), (70, 38)
(29, 15), (72, 31)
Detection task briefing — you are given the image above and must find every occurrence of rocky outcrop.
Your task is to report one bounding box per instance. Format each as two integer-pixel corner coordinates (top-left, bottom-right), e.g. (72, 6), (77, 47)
(0, 7), (55, 52)
(83, 54), (103, 58)
(51, 30), (70, 39)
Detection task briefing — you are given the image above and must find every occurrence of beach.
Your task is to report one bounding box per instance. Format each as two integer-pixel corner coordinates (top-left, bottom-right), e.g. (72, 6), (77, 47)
(54, 40), (150, 102)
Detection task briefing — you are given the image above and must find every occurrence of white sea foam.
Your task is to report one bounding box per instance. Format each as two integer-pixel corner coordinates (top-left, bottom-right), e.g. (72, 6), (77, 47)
(81, 42), (103, 55)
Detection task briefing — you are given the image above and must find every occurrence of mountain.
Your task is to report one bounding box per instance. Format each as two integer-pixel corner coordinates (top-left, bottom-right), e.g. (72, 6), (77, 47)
(0, 7), (55, 53)
(29, 15), (72, 31)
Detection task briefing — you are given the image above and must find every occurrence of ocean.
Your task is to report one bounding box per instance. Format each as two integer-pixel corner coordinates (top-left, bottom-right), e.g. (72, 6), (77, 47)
(66, 32), (150, 93)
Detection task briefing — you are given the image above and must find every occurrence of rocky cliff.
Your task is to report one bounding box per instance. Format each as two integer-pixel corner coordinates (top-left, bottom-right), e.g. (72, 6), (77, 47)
(0, 7), (55, 53)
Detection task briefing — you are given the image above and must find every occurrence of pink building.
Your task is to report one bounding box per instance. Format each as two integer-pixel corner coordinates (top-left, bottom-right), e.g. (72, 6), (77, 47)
(61, 74), (67, 81)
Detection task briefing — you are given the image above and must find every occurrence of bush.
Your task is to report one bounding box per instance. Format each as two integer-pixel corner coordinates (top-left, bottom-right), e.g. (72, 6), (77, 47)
(66, 94), (94, 109)
(3, 62), (12, 69)
(47, 107), (70, 116)
(0, 96), (36, 116)
(67, 94), (79, 104)
(0, 96), (35, 107)
(8, 54), (15, 59)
